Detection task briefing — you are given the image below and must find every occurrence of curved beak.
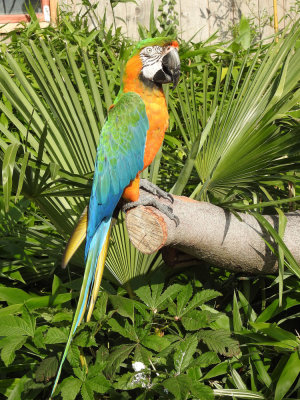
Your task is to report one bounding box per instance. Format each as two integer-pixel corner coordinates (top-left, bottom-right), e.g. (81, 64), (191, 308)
(162, 47), (181, 89)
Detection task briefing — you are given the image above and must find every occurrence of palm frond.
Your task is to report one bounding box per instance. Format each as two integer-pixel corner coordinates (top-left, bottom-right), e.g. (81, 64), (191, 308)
(169, 23), (300, 202)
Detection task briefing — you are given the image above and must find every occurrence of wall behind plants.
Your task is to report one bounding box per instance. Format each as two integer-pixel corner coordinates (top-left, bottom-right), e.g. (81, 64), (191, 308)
(60, 0), (299, 42)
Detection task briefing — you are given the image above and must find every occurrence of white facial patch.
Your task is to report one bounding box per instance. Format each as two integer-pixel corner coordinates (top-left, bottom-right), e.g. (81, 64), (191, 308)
(140, 46), (164, 81)
(141, 63), (162, 80)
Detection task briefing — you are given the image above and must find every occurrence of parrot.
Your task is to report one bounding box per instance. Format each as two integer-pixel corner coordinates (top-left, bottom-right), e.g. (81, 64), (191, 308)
(50, 37), (180, 397)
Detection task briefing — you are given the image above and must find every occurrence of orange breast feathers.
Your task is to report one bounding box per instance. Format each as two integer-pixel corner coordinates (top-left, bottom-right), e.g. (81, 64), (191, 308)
(142, 93), (169, 169)
(121, 55), (169, 202)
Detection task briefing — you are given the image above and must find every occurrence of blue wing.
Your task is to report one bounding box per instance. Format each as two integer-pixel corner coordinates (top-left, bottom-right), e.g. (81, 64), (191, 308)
(85, 91), (149, 257)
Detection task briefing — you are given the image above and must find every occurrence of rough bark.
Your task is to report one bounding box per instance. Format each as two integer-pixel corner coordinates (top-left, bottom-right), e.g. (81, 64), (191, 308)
(125, 189), (300, 274)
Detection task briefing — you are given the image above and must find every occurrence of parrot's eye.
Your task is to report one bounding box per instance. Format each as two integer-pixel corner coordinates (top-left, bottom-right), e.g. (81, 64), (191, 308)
(142, 46), (163, 58)
(144, 47), (154, 56)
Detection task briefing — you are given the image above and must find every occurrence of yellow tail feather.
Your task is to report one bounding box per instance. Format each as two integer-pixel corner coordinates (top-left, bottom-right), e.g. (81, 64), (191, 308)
(62, 206), (88, 269)
(86, 223), (111, 321)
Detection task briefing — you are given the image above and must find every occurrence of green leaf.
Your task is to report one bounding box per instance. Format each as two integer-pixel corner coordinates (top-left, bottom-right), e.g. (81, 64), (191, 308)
(35, 357), (58, 383)
(0, 304), (23, 317)
(52, 312), (73, 323)
(135, 281), (182, 312)
(44, 327), (68, 344)
(238, 16), (251, 50)
(0, 378), (21, 398)
(73, 367), (86, 382)
(176, 283), (193, 317)
(157, 284), (182, 307)
(256, 295), (300, 323)
(253, 213), (300, 278)
(87, 375), (111, 394)
(250, 322), (298, 344)
(109, 295), (134, 322)
(0, 336), (27, 366)
(67, 344), (81, 368)
(149, 274), (164, 308)
(213, 388), (265, 398)
(134, 343), (152, 366)
(203, 361), (242, 379)
(238, 290), (257, 322)
(274, 351), (300, 400)
(135, 284), (153, 308)
(0, 316), (34, 336)
(93, 291), (108, 320)
(22, 306), (36, 336)
(149, 0), (156, 33)
(249, 345), (272, 388)
(2, 143), (20, 211)
(232, 368), (247, 390)
(25, 293), (73, 310)
(233, 291), (243, 332)
(108, 319), (138, 342)
(105, 344), (135, 378)
(163, 375), (193, 400)
(198, 329), (240, 356)
(184, 289), (221, 315)
(0, 287), (31, 304)
(59, 376), (82, 400)
(52, 274), (62, 295)
(15, 150), (29, 202)
(73, 330), (97, 347)
(141, 335), (170, 352)
(181, 310), (211, 330)
(174, 334), (198, 373)
(191, 382), (214, 400)
(7, 376), (29, 400)
(193, 351), (220, 368)
(33, 326), (48, 349)
(172, 106), (218, 195)
(81, 382), (94, 400)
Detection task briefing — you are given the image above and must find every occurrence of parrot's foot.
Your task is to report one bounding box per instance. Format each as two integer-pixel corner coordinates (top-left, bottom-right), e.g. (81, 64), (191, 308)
(123, 195), (179, 226)
(140, 179), (174, 204)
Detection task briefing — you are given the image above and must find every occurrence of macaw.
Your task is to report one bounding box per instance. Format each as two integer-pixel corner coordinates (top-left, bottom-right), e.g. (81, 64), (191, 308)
(50, 37), (180, 397)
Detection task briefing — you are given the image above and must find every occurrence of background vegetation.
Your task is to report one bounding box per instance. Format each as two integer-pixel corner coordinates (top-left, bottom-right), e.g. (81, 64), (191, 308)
(0, 2), (299, 399)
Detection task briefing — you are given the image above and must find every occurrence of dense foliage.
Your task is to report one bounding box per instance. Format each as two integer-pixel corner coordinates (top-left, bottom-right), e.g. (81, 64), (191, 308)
(0, 3), (299, 399)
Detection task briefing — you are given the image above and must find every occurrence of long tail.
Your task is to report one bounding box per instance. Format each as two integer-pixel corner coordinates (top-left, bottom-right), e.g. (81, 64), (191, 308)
(62, 207), (88, 269)
(50, 217), (112, 398)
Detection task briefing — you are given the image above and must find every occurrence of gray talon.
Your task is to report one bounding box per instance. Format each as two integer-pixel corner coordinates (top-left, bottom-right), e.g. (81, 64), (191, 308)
(140, 179), (174, 204)
(123, 194), (179, 226)
(173, 215), (180, 227)
(167, 193), (174, 204)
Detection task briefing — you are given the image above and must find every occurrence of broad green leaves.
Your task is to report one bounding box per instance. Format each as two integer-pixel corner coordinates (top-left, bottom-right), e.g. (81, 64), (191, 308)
(174, 334), (198, 373)
(0, 312), (35, 367)
(36, 357), (59, 383)
(163, 375), (214, 400)
(135, 277), (182, 312)
(0, 336), (27, 367)
(141, 335), (170, 352)
(0, 315), (35, 337)
(59, 377), (82, 400)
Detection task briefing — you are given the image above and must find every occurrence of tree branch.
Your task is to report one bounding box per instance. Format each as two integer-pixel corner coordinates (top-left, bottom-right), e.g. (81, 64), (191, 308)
(125, 188), (300, 274)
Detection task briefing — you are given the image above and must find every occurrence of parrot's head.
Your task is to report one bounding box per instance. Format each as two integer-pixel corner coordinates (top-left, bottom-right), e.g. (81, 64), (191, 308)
(124, 37), (180, 90)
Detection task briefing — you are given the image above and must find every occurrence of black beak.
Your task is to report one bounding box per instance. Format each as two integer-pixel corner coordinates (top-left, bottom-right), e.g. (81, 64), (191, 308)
(162, 47), (181, 89)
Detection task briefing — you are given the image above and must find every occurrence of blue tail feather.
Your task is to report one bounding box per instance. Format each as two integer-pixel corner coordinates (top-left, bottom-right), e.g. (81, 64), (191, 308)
(50, 217), (112, 398)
